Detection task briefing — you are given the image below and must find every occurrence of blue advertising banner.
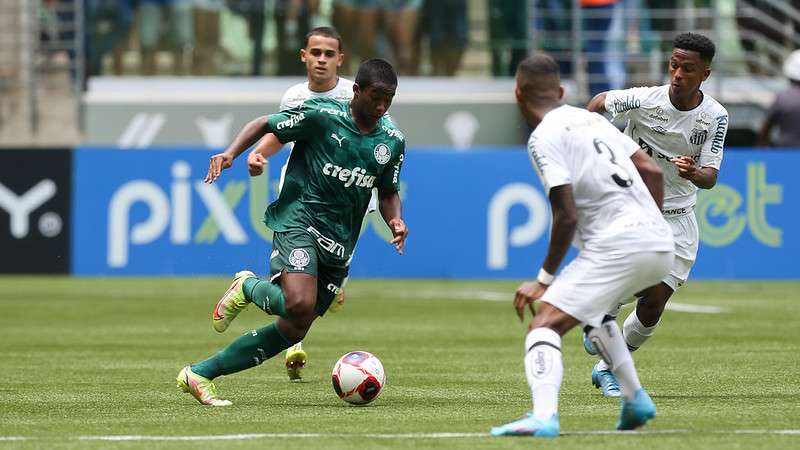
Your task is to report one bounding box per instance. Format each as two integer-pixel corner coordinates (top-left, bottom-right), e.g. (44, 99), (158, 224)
(72, 147), (797, 279)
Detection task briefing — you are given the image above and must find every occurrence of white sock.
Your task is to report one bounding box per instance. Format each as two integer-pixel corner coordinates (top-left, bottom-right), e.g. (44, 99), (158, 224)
(623, 311), (659, 350)
(594, 359), (609, 372)
(588, 321), (642, 400)
(524, 328), (562, 421)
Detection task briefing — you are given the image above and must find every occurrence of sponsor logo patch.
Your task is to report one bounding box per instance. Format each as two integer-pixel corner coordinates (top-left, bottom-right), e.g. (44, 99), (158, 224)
(612, 96), (641, 113)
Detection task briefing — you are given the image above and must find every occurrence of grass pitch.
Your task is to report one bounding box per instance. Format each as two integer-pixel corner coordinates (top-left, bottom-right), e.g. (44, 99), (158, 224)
(1, 277), (799, 449)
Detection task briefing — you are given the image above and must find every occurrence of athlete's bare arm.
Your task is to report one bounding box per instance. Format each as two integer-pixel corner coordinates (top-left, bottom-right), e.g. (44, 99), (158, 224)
(513, 184), (577, 322)
(247, 133), (285, 176)
(541, 185), (578, 276)
(630, 149), (665, 209)
(672, 156), (718, 189)
(378, 187), (408, 255)
(204, 115), (271, 183)
(587, 92), (608, 114)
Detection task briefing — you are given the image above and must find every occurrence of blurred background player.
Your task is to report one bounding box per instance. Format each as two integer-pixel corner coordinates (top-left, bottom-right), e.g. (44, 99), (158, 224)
(756, 49), (800, 148)
(491, 53), (673, 437)
(584, 32), (728, 397)
(246, 26), (379, 382)
(176, 59), (408, 406)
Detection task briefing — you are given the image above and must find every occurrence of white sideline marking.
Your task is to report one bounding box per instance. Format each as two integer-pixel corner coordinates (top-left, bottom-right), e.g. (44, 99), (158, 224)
(411, 290), (729, 314)
(72, 430), (799, 441)
(665, 303), (729, 314)
(5, 430), (799, 441)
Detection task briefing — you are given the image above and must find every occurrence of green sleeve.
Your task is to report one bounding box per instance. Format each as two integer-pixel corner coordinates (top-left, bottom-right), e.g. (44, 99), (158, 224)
(266, 100), (322, 144)
(380, 140), (405, 192)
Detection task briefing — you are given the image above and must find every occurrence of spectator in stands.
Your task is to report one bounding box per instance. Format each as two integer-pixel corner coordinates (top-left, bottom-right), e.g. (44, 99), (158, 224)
(581, 0), (623, 95)
(226, 0), (267, 75)
(275, 0), (318, 75)
(382, 1), (422, 75)
(138, 0), (193, 75)
(534, 0), (573, 77)
(488, 0), (526, 76)
(757, 50), (800, 148)
(426, 0), (468, 76)
(333, 0), (379, 74)
(192, 0), (225, 75)
(86, 0), (135, 76)
(333, 0), (423, 76)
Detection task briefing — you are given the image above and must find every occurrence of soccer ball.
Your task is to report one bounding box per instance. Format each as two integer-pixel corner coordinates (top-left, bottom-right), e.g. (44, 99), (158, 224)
(331, 351), (385, 405)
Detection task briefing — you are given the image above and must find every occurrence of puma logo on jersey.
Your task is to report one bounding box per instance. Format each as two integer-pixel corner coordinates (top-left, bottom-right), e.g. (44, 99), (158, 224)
(331, 133), (345, 147)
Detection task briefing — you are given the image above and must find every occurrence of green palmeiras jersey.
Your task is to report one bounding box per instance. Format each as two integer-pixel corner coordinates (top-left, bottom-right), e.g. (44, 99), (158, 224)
(265, 97), (405, 266)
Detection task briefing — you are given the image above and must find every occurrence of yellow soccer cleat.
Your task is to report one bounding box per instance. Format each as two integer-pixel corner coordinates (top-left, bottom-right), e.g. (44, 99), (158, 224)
(212, 270), (255, 333)
(176, 366), (232, 406)
(285, 342), (307, 382)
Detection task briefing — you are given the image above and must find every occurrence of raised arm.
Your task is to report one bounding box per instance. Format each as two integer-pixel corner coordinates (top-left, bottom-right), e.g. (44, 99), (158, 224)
(204, 115), (272, 183)
(672, 157), (718, 189)
(587, 91), (609, 114)
(247, 133), (286, 176)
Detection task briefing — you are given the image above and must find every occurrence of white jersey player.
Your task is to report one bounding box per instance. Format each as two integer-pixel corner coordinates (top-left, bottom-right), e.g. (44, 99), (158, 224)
(492, 53), (673, 438)
(584, 32), (728, 397)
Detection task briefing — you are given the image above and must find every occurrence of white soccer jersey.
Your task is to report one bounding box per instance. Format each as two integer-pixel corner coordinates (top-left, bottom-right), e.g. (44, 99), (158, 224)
(604, 85), (728, 211)
(279, 77), (355, 111)
(528, 105), (674, 254)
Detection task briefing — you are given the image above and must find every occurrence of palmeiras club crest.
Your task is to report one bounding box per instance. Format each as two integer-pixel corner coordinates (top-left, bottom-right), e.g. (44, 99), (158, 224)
(374, 143), (391, 164)
(288, 248), (310, 270)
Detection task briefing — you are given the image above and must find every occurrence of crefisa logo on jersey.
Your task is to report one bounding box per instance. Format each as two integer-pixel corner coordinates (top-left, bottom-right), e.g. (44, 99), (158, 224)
(374, 143), (391, 164)
(276, 112), (305, 130)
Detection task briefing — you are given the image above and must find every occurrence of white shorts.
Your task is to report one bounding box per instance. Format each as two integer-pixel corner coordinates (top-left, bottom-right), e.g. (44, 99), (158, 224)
(540, 250), (674, 328)
(663, 212), (699, 291)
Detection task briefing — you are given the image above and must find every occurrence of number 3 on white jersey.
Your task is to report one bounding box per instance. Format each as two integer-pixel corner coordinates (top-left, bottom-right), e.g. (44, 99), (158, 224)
(593, 138), (633, 188)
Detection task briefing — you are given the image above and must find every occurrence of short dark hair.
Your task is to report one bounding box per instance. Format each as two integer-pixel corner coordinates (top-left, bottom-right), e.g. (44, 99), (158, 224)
(304, 27), (343, 52)
(517, 53), (560, 80)
(355, 58), (397, 89)
(673, 32), (716, 63)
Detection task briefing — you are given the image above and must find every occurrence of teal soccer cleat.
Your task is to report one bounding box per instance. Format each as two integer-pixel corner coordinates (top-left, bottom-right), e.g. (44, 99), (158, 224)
(490, 413), (560, 437)
(617, 389), (656, 430)
(583, 331), (598, 355)
(591, 362), (622, 397)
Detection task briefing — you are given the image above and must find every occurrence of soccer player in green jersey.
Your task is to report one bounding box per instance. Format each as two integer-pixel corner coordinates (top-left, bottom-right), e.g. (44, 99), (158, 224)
(247, 26), (376, 382)
(176, 58), (408, 406)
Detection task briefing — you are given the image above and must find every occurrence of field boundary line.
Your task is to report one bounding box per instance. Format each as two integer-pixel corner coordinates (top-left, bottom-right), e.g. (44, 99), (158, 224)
(3, 429), (798, 441)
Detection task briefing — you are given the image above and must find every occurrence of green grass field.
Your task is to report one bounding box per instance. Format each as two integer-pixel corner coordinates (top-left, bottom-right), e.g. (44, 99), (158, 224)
(2, 277), (799, 449)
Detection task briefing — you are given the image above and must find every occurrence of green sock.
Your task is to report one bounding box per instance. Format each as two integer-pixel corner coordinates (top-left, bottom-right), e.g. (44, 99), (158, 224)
(243, 277), (288, 317)
(191, 322), (293, 380)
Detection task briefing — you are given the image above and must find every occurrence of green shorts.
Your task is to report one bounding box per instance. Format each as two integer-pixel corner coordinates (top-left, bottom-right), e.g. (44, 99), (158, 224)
(270, 229), (349, 316)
